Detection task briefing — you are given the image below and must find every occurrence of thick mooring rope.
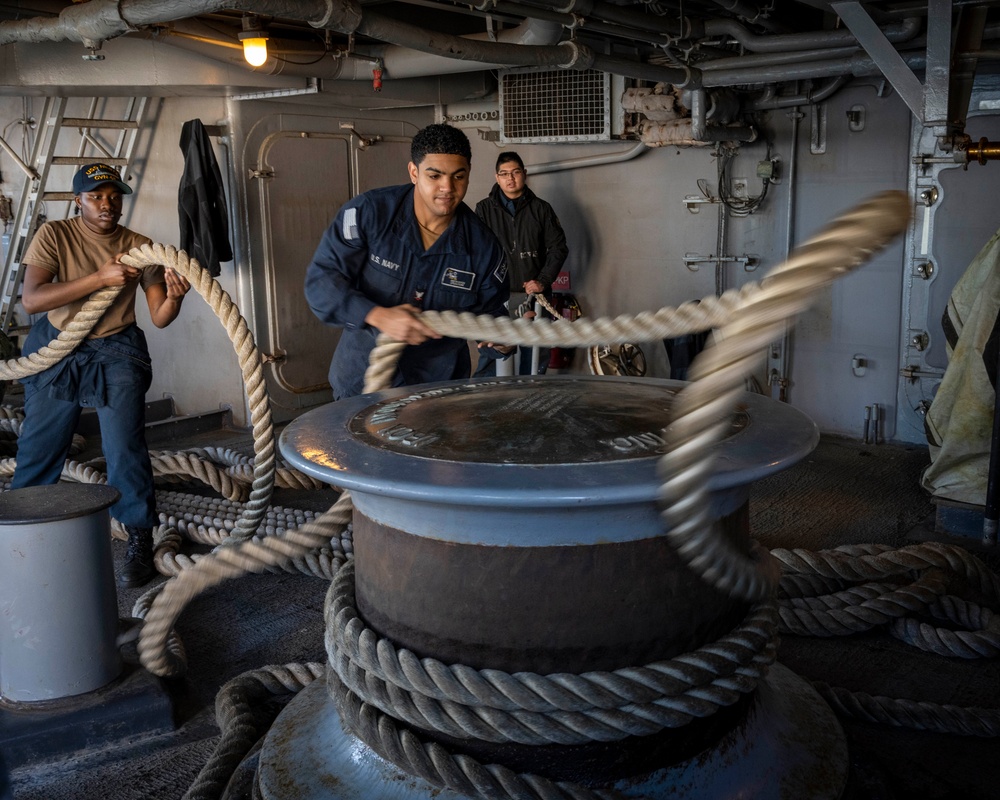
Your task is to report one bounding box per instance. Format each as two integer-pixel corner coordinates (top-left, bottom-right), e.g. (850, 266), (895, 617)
(0, 244), (277, 540)
(0, 285), (122, 380)
(181, 661), (326, 800)
(775, 542), (1000, 657)
(137, 493), (353, 676)
(813, 682), (1000, 737)
(325, 560), (778, 746)
(121, 243), (277, 542)
(328, 665), (632, 800)
(149, 450), (249, 502)
(655, 190), (913, 602)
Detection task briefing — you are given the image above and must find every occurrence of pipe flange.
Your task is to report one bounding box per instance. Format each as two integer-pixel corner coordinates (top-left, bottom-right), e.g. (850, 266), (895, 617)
(557, 39), (595, 71)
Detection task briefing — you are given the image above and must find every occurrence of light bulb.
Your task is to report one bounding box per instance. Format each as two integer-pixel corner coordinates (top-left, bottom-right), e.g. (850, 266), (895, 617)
(242, 37), (268, 67)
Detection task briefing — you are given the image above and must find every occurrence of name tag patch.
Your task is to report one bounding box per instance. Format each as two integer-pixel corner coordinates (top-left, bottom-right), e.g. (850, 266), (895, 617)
(493, 259), (508, 284)
(370, 253), (401, 272)
(441, 268), (476, 291)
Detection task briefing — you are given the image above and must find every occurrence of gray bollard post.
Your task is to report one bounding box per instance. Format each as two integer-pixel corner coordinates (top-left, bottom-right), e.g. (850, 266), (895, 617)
(0, 483), (122, 703)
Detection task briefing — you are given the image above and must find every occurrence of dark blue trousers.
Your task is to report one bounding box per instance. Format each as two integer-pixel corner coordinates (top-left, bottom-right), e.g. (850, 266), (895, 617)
(11, 318), (157, 528)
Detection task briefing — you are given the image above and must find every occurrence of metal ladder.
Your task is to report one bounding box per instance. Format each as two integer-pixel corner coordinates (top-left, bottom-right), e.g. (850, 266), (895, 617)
(0, 96), (148, 335)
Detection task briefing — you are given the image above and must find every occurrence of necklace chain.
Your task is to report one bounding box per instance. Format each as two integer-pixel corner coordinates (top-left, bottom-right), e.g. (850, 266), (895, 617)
(418, 219), (445, 237)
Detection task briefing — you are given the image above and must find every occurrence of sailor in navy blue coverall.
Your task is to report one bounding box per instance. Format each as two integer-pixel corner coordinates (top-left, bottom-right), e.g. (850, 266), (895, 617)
(305, 124), (510, 400)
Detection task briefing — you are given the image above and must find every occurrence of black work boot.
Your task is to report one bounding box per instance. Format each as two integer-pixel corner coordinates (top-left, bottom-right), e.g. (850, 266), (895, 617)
(118, 526), (155, 588)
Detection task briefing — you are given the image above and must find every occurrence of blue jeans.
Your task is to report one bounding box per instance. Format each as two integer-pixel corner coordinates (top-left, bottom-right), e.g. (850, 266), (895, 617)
(12, 319), (157, 528)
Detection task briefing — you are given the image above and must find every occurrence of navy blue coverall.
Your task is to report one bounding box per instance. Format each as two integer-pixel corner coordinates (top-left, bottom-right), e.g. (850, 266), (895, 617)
(305, 184), (510, 400)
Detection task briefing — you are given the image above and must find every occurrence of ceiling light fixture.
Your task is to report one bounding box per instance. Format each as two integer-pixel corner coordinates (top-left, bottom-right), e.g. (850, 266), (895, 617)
(239, 16), (269, 67)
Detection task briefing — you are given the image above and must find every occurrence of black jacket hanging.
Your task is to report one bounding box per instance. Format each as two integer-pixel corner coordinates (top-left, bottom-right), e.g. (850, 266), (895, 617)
(178, 119), (233, 277)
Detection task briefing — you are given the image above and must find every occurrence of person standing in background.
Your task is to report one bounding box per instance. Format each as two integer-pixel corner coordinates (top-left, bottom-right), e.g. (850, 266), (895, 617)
(474, 151), (568, 376)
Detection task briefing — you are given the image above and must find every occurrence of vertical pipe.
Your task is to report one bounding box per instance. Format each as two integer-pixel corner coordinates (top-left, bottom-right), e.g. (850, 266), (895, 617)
(497, 350), (515, 377)
(690, 89), (707, 144)
(768, 106), (801, 402)
(715, 135), (728, 298)
(983, 346), (1000, 544)
(863, 405), (871, 444)
(531, 298), (541, 374)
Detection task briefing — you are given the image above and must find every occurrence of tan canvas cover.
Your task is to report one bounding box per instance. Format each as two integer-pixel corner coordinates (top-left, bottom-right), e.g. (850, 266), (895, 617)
(921, 229), (1000, 505)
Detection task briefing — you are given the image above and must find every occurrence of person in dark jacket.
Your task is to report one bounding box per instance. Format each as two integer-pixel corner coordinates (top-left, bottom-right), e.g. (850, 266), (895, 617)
(305, 124), (510, 400)
(474, 151), (568, 375)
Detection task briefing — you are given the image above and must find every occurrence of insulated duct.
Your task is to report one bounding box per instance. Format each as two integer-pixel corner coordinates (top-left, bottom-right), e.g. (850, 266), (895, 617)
(156, 17), (566, 82)
(2, 0), (991, 124)
(0, 0), (693, 85)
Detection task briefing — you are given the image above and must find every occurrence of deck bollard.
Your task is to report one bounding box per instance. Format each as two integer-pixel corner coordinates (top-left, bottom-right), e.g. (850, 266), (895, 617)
(264, 376), (849, 799)
(0, 484), (122, 703)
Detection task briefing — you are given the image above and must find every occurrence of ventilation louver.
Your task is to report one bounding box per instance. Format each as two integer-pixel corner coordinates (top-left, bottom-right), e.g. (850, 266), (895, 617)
(499, 68), (610, 143)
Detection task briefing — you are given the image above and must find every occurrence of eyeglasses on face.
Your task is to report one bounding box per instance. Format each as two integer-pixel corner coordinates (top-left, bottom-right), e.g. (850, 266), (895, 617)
(497, 169), (524, 178)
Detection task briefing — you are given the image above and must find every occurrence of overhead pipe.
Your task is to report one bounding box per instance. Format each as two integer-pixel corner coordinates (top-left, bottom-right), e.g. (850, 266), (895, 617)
(154, 15), (567, 81)
(701, 50), (927, 89)
(0, 0), (938, 91)
(690, 88), (708, 142)
(750, 76), (851, 110)
(703, 16), (922, 54)
(966, 137), (1000, 165)
(687, 88), (756, 144)
(705, 0), (789, 34)
(486, 1), (683, 47)
(369, 18), (565, 79)
(0, 0), (359, 49)
(0, 0), (696, 85)
(505, 0), (689, 38)
(346, 7), (693, 83)
(699, 46), (863, 71)
(878, 0), (988, 18)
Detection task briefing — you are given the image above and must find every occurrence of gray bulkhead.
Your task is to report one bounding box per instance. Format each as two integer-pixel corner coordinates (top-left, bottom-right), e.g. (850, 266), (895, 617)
(0, 1), (996, 447)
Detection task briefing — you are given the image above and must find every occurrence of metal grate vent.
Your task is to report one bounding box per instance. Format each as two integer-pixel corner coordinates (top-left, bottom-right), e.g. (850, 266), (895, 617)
(499, 69), (610, 143)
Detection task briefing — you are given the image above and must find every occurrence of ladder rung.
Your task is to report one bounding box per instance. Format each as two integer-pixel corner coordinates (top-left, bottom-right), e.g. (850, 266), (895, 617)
(0, 96), (146, 329)
(50, 156), (127, 166)
(61, 118), (139, 130)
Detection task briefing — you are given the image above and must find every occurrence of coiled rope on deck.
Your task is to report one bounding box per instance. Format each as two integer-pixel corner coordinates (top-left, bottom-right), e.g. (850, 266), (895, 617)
(813, 681), (1000, 737)
(325, 560), (778, 747)
(181, 661), (326, 800)
(774, 541), (1000, 656)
